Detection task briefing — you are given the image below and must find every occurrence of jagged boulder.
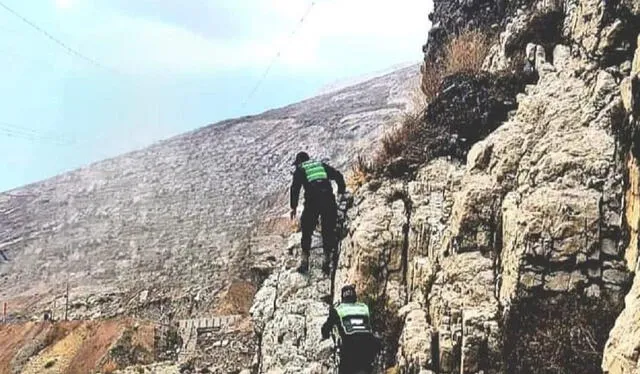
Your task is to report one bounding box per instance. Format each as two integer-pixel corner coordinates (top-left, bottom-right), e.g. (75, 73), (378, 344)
(334, 179), (409, 306)
(396, 303), (432, 371)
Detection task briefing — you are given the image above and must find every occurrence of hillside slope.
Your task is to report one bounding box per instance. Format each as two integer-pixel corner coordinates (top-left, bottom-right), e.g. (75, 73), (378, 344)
(0, 65), (418, 322)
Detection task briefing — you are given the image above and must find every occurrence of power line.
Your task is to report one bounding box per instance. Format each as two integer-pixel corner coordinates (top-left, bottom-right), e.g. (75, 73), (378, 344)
(0, 128), (73, 146)
(0, 122), (75, 140)
(241, 1), (316, 109)
(0, 122), (76, 146)
(0, 1), (117, 74)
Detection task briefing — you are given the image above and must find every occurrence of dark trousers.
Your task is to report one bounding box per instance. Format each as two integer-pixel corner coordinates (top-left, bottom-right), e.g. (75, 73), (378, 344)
(338, 348), (376, 374)
(338, 334), (380, 374)
(300, 196), (337, 257)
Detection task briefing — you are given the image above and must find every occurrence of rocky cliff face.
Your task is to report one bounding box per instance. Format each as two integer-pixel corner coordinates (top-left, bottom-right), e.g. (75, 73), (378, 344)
(250, 0), (640, 373)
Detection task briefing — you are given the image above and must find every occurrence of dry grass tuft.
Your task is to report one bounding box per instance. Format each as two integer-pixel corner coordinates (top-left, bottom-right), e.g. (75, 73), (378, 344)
(421, 29), (490, 101)
(377, 112), (421, 164)
(505, 294), (623, 374)
(442, 30), (489, 75)
(346, 155), (372, 191)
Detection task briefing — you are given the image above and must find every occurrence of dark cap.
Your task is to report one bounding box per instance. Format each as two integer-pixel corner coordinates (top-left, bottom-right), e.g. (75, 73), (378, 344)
(292, 151), (310, 166)
(341, 284), (357, 302)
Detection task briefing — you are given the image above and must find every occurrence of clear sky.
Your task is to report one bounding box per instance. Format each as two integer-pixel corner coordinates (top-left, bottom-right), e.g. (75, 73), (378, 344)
(0, 0), (432, 192)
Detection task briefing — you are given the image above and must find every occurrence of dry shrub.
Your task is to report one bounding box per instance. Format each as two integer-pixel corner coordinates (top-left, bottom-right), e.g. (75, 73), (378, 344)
(442, 30), (489, 75)
(348, 30), (492, 179)
(420, 65), (443, 105)
(346, 155), (372, 191)
(369, 110), (422, 172)
(421, 29), (490, 102)
(505, 293), (623, 374)
(364, 29), (492, 176)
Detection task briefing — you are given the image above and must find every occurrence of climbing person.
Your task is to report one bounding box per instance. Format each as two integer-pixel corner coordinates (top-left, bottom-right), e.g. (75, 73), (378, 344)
(321, 284), (381, 374)
(290, 151), (346, 275)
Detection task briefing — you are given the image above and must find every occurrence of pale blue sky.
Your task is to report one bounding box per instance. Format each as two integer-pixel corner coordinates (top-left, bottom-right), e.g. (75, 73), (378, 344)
(0, 0), (431, 192)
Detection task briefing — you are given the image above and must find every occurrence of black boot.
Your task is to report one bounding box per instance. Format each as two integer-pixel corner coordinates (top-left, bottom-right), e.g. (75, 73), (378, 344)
(322, 253), (331, 276)
(297, 251), (310, 274)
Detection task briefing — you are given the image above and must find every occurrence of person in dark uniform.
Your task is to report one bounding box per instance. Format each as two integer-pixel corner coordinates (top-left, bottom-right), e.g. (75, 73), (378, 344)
(290, 151), (346, 275)
(321, 284), (381, 374)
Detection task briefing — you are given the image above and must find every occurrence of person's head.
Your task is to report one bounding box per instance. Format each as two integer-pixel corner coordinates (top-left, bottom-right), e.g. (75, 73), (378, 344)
(341, 284), (357, 303)
(292, 151), (310, 166)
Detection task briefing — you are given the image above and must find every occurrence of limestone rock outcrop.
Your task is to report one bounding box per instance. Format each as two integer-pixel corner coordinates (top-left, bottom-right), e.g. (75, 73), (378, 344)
(602, 32), (640, 374)
(250, 234), (335, 374)
(251, 38), (635, 372)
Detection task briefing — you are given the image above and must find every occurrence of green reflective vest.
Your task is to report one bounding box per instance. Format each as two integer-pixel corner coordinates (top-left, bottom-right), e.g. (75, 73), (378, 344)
(301, 160), (328, 182)
(335, 302), (372, 336)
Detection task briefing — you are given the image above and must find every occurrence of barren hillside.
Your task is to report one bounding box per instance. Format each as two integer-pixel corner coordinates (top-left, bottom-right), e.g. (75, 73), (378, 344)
(0, 65), (418, 322)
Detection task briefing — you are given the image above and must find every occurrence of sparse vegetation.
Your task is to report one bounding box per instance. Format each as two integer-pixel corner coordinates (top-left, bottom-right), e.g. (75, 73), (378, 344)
(357, 30), (492, 178)
(346, 155), (373, 191)
(422, 29), (490, 101)
(504, 293), (623, 374)
(443, 30), (490, 76)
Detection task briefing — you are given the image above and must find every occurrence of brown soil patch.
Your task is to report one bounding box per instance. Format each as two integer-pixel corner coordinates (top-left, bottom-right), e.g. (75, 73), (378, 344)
(130, 323), (155, 354)
(0, 322), (39, 372)
(0, 319), (157, 374)
(66, 320), (125, 374)
(213, 281), (257, 315)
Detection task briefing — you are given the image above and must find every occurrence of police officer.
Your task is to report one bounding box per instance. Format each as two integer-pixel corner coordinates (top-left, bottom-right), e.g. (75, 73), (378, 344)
(290, 151), (346, 275)
(321, 285), (381, 374)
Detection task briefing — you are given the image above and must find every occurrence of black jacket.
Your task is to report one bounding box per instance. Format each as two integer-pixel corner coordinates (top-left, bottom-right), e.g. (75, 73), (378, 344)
(322, 303), (381, 369)
(321, 305), (341, 339)
(290, 161), (346, 210)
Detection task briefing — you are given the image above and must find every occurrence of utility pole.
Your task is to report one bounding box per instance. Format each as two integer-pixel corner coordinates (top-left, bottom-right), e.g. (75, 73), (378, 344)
(64, 281), (69, 321)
